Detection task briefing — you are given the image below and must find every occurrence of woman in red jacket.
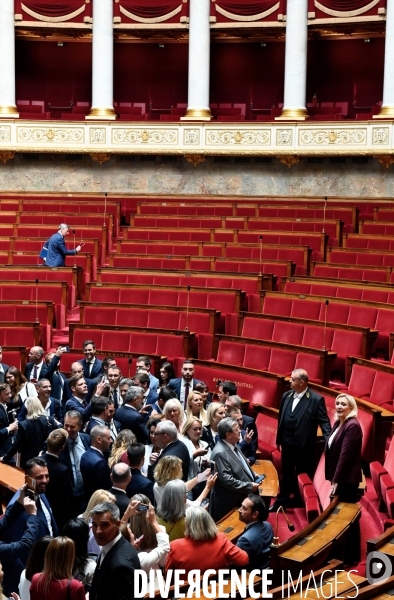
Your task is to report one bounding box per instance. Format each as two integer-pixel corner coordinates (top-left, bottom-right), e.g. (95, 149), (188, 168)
(30, 537), (85, 600)
(324, 393), (363, 503)
(166, 505), (248, 576)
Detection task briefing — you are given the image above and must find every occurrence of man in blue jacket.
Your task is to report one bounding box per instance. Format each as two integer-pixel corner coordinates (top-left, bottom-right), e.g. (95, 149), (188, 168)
(236, 494), (273, 571)
(45, 223), (81, 267)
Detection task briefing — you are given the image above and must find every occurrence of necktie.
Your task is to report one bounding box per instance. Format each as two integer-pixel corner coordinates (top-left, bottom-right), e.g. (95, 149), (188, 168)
(97, 551), (105, 568)
(184, 383), (190, 403)
(71, 440), (84, 495)
(292, 394), (300, 412)
(88, 362), (93, 377)
(37, 496), (53, 536)
(57, 372), (64, 389)
(113, 389), (118, 406)
(33, 365), (38, 380)
(214, 434), (220, 445)
(234, 446), (254, 479)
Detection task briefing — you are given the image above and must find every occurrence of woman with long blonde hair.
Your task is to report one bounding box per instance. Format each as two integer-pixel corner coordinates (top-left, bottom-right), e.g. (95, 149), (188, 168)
(108, 429), (136, 468)
(80, 489), (116, 556)
(185, 391), (207, 425)
(29, 537), (85, 600)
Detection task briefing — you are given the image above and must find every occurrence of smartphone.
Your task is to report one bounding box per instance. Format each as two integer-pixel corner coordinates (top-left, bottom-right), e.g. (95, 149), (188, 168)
(64, 346), (70, 353)
(200, 498), (209, 508)
(210, 461), (216, 476)
(255, 474), (266, 484)
(25, 475), (36, 500)
(135, 534), (144, 543)
(138, 503), (149, 513)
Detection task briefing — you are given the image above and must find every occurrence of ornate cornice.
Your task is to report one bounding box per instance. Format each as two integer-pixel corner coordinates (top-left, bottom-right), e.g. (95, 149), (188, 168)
(0, 119), (392, 159)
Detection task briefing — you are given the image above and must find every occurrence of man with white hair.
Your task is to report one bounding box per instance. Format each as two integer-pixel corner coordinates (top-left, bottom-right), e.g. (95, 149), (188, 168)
(148, 420), (190, 482)
(45, 223), (82, 267)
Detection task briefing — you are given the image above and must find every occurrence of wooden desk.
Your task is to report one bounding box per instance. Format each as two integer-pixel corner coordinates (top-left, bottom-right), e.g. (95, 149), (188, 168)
(0, 463), (24, 508)
(348, 576), (394, 600)
(253, 459), (279, 499)
(216, 508), (244, 543)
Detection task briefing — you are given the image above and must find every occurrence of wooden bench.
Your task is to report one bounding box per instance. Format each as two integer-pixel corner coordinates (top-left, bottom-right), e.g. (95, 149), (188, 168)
(280, 276), (394, 305)
(0, 322), (41, 349)
(311, 262), (393, 284)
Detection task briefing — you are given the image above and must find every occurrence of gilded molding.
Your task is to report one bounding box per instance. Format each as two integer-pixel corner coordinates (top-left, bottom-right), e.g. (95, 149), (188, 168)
(0, 127), (11, 142)
(90, 153), (111, 164)
(278, 155), (299, 168)
(373, 128), (390, 145)
(373, 154), (394, 168)
(90, 128), (106, 144)
(0, 151), (15, 164)
(276, 129), (293, 145)
(184, 129), (200, 145)
(112, 128), (178, 145)
(185, 154), (205, 167)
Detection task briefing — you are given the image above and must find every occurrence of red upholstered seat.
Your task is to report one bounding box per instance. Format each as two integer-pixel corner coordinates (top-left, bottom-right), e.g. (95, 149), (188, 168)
(371, 437), (394, 500)
(256, 412), (278, 460)
(263, 296), (292, 317)
(291, 299), (322, 320)
(313, 454), (332, 510)
(298, 473), (312, 498)
(268, 348), (296, 376)
(217, 341), (245, 366)
(305, 496), (321, 523)
(243, 345), (271, 371)
(302, 325), (334, 350)
(331, 329), (363, 375)
(242, 317), (274, 340)
(272, 321), (304, 345)
(369, 371), (394, 407)
(381, 473), (394, 512)
(325, 303), (350, 324)
(374, 309), (394, 355)
(347, 305), (377, 329)
(295, 353), (322, 384)
(101, 331), (130, 352)
(385, 487), (394, 519)
(347, 364), (376, 400)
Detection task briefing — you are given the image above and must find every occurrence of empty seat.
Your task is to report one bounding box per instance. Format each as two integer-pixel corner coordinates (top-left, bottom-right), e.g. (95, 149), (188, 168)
(272, 321), (304, 345)
(347, 364), (376, 400)
(242, 317), (274, 340)
(268, 348), (296, 376)
(331, 329), (363, 376)
(369, 371), (394, 408)
(243, 345), (271, 371)
(217, 341), (245, 366)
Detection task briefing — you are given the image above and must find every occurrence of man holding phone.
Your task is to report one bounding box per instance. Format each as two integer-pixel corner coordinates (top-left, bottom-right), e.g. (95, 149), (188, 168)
(45, 223), (82, 268)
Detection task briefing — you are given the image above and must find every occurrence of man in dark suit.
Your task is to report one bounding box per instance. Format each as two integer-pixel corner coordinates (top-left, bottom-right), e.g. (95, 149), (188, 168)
(223, 390), (258, 444)
(80, 424), (112, 504)
(109, 463), (132, 518)
(78, 340), (104, 382)
(17, 379), (62, 423)
(63, 361), (97, 406)
(227, 406), (257, 465)
(4, 457), (58, 545)
(126, 443), (154, 504)
(0, 347), (10, 384)
(136, 355), (159, 393)
(237, 494), (273, 571)
(168, 360), (203, 407)
(43, 428), (74, 530)
(90, 501), (140, 600)
(209, 418), (260, 522)
(44, 348), (67, 403)
(270, 368), (331, 512)
(60, 410), (90, 513)
(25, 346), (47, 382)
(45, 223), (81, 267)
(115, 386), (149, 444)
(148, 420), (190, 482)
(132, 372), (157, 421)
(0, 383), (18, 458)
(65, 374), (94, 423)
(85, 396), (111, 436)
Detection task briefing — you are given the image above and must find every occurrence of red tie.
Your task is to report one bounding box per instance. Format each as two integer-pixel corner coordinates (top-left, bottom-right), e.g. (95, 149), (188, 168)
(185, 383), (190, 403)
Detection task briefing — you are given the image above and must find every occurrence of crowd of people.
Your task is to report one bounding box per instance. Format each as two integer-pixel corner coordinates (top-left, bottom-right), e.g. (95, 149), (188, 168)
(0, 342), (363, 599)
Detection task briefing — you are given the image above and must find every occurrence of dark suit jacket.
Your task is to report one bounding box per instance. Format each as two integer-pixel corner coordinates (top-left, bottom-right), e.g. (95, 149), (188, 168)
(109, 487), (129, 519)
(209, 440), (255, 522)
(65, 395), (92, 424)
(126, 467), (155, 505)
(44, 354), (67, 401)
(0, 501), (41, 596)
(0, 363), (9, 384)
(78, 357), (104, 381)
(149, 439), (190, 482)
(4, 490), (58, 549)
(201, 426), (218, 451)
(242, 415), (258, 449)
(24, 361), (48, 381)
(90, 535), (140, 600)
(276, 388), (331, 448)
(239, 429), (257, 465)
(17, 397), (62, 423)
(80, 447), (111, 502)
(63, 377), (96, 405)
(115, 405), (149, 444)
(59, 431), (91, 479)
(167, 378), (204, 401)
(3, 415), (58, 468)
(46, 231), (76, 267)
(0, 403), (13, 457)
(324, 418), (363, 484)
(42, 452), (75, 529)
(236, 520), (273, 571)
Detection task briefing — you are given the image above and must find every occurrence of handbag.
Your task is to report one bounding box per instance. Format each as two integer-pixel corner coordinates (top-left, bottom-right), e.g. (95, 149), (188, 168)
(39, 239), (50, 262)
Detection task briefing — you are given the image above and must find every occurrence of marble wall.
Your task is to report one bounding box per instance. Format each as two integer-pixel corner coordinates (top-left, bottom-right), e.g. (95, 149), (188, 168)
(0, 154), (392, 198)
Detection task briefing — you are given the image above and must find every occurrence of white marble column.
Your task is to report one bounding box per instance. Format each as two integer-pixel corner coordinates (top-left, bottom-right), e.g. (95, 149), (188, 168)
(276, 0), (308, 120)
(182, 0), (211, 120)
(376, 0), (394, 118)
(87, 0), (116, 120)
(0, 0), (18, 118)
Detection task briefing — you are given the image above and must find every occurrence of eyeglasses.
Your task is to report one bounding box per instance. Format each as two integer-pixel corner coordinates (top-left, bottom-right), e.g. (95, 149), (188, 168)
(153, 432), (163, 437)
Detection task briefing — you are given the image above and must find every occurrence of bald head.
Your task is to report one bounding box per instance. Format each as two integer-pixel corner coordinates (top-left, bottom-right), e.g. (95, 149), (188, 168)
(111, 462), (132, 488)
(28, 346), (44, 365)
(70, 362), (84, 377)
(290, 369), (309, 394)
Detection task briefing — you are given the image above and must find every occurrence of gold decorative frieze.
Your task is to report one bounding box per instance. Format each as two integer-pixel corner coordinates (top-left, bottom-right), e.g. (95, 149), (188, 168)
(0, 151), (15, 164)
(298, 128), (366, 145)
(185, 154), (205, 167)
(0, 127), (11, 142)
(206, 129), (270, 146)
(90, 153), (111, 164)
(112, 128), (178, 145)
(17, 126), (84, 144)
(373, 127), (390, 145)
(278, 155), (299, 168)
(277, 129), (292, 145)
(90, 128), (106, 144)
(184, 129), (200, 145)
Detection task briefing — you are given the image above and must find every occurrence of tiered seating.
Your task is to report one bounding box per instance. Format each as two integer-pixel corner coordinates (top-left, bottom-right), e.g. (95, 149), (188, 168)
(281, 276), (394, 304)
(370, 437), (394, 515)
(337, 357), (394, 412)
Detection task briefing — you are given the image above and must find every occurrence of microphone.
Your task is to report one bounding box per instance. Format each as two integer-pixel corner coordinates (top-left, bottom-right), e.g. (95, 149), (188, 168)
(72, 229), (76, 268)
(128, 357), (132, 378)
(323, 299), (329, 351)
(104, 192), (107, 227)
(322, 195), (327, 235)
(259, 235), (263, 276)
(272, 505), (295, 547)
(35, 278), (39, 324)
(185, 285), (190, 332)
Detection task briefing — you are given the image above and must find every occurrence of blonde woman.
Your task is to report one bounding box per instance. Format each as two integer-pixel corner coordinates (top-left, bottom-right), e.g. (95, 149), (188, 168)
(79, 489), (116, 556)
(2, 397), (57, 468)
(153, 455), (210, 507)
(163, 399), (185, 435)
(108, 429), (136, 468)
(185, 391), (207, 425)
(30, 537), (85, 600)
(201, 402), (226, 450)
(181, 417), (211, 487)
